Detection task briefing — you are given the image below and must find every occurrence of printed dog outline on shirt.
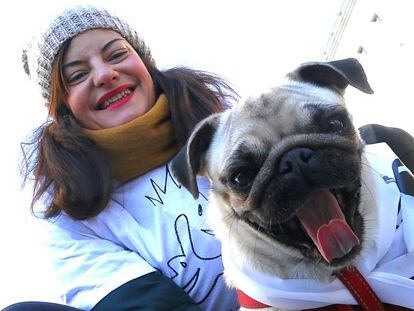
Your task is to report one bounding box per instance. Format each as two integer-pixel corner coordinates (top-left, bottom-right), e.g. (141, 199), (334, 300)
(145, 165), (227, 305)
(168, 213), (224, 304)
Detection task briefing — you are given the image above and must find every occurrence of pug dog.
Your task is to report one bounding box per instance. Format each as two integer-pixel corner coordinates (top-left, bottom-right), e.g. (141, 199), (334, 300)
(170, 58), (377, 309)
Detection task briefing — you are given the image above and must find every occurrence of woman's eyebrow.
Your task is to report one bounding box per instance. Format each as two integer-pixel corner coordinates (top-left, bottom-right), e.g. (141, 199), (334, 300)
(63, 38), (124, 70)
(101, 37), (124, 53)
(63, 60), (83, 70)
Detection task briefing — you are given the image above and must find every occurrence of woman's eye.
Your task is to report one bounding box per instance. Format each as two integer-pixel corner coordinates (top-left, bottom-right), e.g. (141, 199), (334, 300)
(109, 50), (128, 62)
(67, 71), (88, 84)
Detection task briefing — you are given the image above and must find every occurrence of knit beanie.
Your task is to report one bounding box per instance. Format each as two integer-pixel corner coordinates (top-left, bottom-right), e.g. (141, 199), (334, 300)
(22, 5), (154, 107)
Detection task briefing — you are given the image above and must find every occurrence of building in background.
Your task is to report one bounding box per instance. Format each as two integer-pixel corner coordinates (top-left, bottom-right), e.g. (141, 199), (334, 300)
(321, 0), (413, 134)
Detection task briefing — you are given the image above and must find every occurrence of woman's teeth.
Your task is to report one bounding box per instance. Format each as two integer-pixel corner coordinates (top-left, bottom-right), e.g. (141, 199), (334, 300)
(100, 88), (133, 109)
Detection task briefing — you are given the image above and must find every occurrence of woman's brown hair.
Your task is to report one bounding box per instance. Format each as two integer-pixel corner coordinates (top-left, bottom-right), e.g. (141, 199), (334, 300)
(22, 37), (237, 220)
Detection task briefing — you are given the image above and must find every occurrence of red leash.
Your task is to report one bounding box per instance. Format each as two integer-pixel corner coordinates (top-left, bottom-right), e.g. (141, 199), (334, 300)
(334, 266), (386, 311)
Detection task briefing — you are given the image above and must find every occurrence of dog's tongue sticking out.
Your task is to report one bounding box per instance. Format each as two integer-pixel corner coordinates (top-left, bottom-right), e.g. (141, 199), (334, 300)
(296, 190), (360, 263)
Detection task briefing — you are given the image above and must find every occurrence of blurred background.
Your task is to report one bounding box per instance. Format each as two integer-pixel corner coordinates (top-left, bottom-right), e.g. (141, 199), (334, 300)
(0, 0), (412, 308)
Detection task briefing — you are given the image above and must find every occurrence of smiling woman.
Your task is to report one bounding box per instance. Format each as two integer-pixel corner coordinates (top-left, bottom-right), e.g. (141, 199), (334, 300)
(11, 4), (239, 311)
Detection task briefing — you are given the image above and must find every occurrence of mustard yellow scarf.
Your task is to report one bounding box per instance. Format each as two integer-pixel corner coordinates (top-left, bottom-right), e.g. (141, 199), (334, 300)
(83, 94), (179, 181)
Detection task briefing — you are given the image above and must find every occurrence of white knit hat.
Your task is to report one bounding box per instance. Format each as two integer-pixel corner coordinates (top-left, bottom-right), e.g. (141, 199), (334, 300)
(22, 5), (154, 107)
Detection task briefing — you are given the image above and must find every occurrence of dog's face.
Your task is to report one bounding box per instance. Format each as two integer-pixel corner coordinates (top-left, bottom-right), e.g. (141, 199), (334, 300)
(170, 58), (374, 280)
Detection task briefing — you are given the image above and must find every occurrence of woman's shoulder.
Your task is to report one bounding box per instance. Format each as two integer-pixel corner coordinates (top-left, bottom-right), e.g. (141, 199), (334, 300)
(34, 164), (211, 236)
(116, 164), (210, 206)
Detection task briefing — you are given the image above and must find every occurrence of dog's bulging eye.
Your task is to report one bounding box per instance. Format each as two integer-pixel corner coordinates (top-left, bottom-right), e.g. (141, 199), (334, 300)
(232, 170), (255, 189)
(327, 117), (345, 133)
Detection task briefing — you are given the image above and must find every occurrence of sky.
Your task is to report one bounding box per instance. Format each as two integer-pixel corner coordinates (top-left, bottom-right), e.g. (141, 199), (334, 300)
(0, 0), (409, 308)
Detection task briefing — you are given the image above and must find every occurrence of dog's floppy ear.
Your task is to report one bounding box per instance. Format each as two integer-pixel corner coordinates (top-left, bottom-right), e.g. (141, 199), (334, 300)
(169, 114), (221, 199)
(289, 58), (374, 95)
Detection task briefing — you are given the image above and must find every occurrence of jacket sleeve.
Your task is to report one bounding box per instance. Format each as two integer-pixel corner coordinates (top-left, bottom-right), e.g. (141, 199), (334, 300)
(92, 272), (201, 311)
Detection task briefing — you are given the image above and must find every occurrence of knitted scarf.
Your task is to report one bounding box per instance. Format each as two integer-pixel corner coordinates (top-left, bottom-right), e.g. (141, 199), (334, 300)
(83, 94), (179, 181)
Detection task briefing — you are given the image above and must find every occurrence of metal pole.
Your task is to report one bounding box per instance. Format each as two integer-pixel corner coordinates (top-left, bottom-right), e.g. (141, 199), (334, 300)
(321, 0), (357, 60)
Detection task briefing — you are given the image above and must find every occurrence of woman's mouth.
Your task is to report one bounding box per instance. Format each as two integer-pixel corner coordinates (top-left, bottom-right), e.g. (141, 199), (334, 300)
(97, 87), (135, 110)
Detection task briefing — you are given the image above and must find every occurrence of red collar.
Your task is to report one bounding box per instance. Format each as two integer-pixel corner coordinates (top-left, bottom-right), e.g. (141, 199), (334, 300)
(236, 266), (401, 310)
(236, 289), (271, 309)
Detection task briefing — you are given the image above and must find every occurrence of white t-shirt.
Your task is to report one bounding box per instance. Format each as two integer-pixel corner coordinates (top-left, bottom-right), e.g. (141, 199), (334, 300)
(34, 165), (239, 311)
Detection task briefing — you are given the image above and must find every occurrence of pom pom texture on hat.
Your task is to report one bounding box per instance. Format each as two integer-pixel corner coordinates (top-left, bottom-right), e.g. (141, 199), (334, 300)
(22, 5), (154, 107)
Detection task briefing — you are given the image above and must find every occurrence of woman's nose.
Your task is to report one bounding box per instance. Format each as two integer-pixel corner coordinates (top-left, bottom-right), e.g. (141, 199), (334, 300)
(92, 63), (119, 87)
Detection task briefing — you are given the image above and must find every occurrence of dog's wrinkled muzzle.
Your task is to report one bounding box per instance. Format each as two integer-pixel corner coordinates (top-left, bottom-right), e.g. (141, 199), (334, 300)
(245, 133), (363, 263)
(278, 147), (360, 262)
(248, 133), (361, 206)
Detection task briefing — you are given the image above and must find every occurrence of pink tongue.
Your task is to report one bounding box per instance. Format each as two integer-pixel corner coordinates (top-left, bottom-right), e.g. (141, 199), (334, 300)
(296, 190), (360, 263)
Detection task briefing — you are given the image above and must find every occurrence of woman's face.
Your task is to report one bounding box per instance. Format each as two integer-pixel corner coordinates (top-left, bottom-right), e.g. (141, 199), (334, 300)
(62, 29), (155, 130)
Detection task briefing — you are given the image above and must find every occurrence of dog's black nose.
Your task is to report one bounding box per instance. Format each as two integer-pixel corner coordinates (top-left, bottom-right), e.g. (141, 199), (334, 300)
(278, 148), (313, 175)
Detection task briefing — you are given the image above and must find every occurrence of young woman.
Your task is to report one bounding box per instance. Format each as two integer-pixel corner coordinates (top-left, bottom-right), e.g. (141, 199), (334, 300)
(12, 5), (239, 311)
